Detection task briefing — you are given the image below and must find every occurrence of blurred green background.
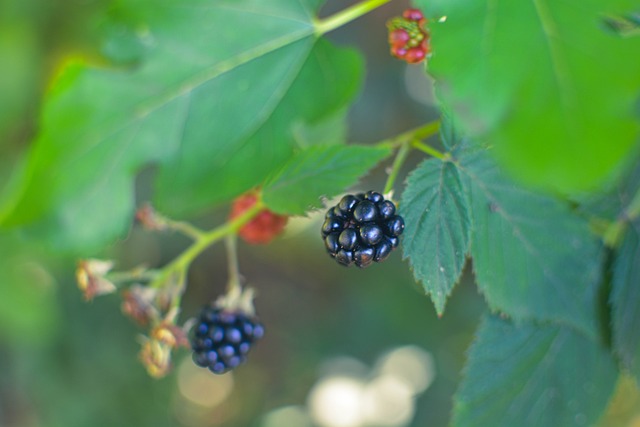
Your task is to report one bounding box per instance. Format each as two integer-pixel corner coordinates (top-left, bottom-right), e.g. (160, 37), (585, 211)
(1, 1), (640, 426)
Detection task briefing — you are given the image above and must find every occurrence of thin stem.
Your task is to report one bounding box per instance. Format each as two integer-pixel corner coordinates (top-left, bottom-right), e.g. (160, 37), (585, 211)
(150, 200), (264, 289)
(163, 219), (204, 240)
(410, 120), (442, 143)
(314, 0), (394, 36)
(383, 142), (411, 195)
(377, 120), (441, 150)
(411, 140), (449, 161)
(225, 234), (242, 293)
(106, 267), (159, 284)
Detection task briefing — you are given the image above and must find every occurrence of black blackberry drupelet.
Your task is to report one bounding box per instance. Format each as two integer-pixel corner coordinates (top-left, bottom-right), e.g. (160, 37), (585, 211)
(321, 191), (404, 268)
(191, 306), (264, 374)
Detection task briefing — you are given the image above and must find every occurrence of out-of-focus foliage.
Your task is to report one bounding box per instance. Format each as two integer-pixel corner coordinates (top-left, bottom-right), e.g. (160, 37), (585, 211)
(418, 0), (640, 193)
(0, 0), (363, 254)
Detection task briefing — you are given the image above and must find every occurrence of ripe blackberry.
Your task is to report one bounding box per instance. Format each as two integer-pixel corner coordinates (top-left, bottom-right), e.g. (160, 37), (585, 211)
(321, 192), (404, 268)
(191, 306), (264, 374)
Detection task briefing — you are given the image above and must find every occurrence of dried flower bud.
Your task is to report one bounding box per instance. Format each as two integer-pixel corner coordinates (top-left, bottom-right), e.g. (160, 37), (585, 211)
(121, 285), (160, 326)
(151, 322), (190, 349)
(139, 337), (172, 378)
(135, 203), (167, 231)
(76, 259), (117, 301)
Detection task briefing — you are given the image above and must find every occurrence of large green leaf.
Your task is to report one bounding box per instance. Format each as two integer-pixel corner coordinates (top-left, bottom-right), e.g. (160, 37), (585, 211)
(0, 0), (362, 251)
(400, 156), (470, 315)
(459, 145), (603, 339)
(419, 0), (640, 193)
(611, 222), (640, 382)
(453, 315), (618, 427)
(262, 144), (390, 215)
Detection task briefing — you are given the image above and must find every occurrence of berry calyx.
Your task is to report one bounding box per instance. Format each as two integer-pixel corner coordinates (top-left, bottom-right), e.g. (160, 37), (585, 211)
(321, 192), (405, 268)
(387, 8), (431, 64)
(191, 305), (264, 374)
(230, 192), (288, 244)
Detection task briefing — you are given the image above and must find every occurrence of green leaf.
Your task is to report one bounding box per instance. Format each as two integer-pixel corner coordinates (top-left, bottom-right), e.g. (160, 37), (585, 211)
(419, 0), (640, 192)
(0, 0), (362, 251)
(400, 157), (471, 315)
(453, 314), (618, 427)
(291, 107), (349, 148)
(262, 144), (390, 215)
(611, 222), (640, 382)
(459, 145), (603, 339)
(154, 38), (363, 217)
(0, 233), (60, 344)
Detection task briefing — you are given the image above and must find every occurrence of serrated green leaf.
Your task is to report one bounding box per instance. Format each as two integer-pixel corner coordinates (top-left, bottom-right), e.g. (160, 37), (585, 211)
(0, 0), (362, 251)
(459, 146), (603, 339)
(400, 157), (470, 315)
(419, 0), (640, 192)
(262, 144), (390, 215)
(453, 314), (618, 427)
(611, 222), (640, 382)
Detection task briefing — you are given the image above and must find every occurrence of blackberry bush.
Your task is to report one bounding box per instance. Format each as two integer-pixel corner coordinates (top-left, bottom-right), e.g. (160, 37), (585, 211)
(321, 191), (404, 268)
(191, 305), (264, 374)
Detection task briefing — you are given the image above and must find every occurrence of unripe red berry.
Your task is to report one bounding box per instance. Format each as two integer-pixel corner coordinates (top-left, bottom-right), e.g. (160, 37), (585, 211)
(421, 38), (431, 55)
(230, 193), (288, 244)
(402, 8), (424, 22)
(389, 29), (410, 49)
(391, 46), (408, 59)
(405, 47), (426, 64)
(387, 8), (430, 65)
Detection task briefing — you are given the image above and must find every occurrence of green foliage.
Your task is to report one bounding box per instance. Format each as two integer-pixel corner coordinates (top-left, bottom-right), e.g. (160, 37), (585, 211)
(418, 0), (640, 193)
(612, 223), (640, 383)
(454, 314), (618, 427)
(459, 145), (603, 339)
(400, 157), (470, 315)
(263, 144), (390, 215)
(0, 0), (362, 252)
(0, 232), (59, 344)
(403, 129), (602, 338)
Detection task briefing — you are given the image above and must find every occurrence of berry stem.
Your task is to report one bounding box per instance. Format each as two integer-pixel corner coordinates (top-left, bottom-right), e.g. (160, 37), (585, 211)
(149, 199), (265, 290)
(106, 267), (160, 285)
(379, 119), (445, 196)
(383, 141), (411, 196)
(163, 219), (205, 240)
(314, 0), (394, 36)
(225, 234), (242, 293)
(411, 140), (449, 161)
(377, 119), (441, 150)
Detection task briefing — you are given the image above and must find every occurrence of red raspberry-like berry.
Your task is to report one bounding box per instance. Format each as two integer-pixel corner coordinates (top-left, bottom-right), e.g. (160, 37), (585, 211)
(402, 8), (424, 22)
(230, 192), (288, 244)
(389, 29), (410, 49)
(387, 8), (430, 64)
(405, 47), (426, 64)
